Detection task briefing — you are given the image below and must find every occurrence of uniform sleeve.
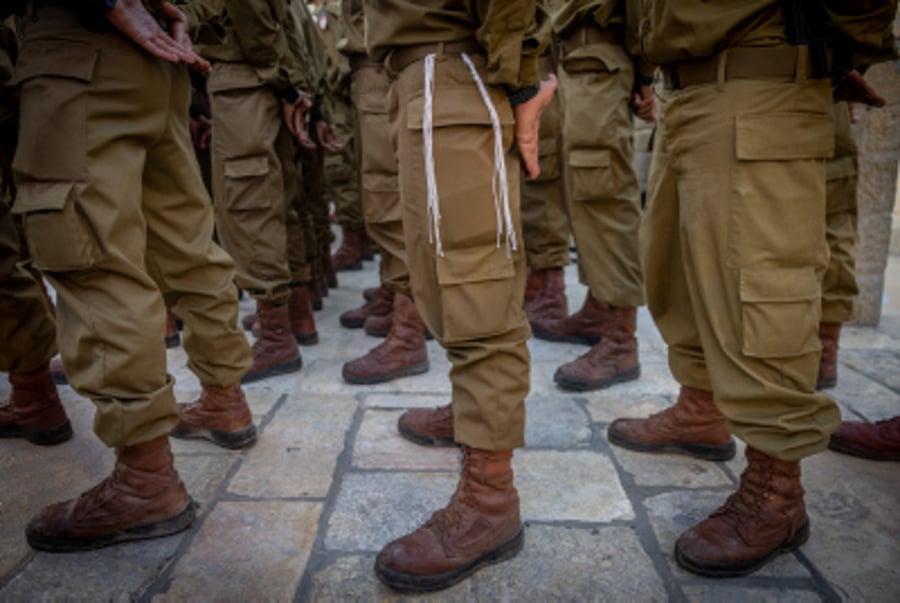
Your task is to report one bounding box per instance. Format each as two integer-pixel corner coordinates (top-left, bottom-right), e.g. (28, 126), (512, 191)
(825, 0), (898, 75)
(225, 0), (305, 95)
(475, 0), (540, 92)
(173, 0), (224, 30)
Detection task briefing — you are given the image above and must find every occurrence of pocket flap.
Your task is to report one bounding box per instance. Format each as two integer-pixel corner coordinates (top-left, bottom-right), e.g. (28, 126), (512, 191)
(561, 44), (629, 74)
(569, 148), (611, 169)
(735, 112), (834, 161)
(436, 246), (515, 286)
(12, 42), (98, 85)
(224, 156), (269, 179)
(740, 266), (819, 303)
(11, 181), (74, 214)
(407, 85), (514, 130)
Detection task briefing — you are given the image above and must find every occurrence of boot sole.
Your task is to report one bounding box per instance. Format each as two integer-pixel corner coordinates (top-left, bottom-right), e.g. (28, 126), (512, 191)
(241, 357), (304, 384)
(342, 361), (430, 385)
(26, 499), (197, 553)
(0, 420), (73, 446)
(165, 334), (181, 349)
(530, 326), (601, 347)
(607, 428), (737, 462)
(674, 519), (810, 577)
(170, 424), (258, 449)
(295, 332), (320, 346)
(554, 364), (641, 392)
(334, 262), (363, 271)
(397, 419), (457, 448)
(339, 316), (366, 329)
(374, 526), (524, 593)
(815, 376), (837, 390)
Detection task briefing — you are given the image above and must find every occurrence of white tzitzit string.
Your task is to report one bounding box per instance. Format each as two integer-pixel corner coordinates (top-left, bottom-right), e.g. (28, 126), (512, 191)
(420, 51), (518, 257)
(422, 53), (443, 256)
(461, 52), (517, 255)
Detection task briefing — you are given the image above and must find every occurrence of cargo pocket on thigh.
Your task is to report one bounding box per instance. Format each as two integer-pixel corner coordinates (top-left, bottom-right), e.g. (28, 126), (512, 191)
(223, 155), (271, 211)
(437, 247), (517, 343)
(12, 182), (100, 271)
(740, 267), (820, 358)
(568, 149), (612, 202)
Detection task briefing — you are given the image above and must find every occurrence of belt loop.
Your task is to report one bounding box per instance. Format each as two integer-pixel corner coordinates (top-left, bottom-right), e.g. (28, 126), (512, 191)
(716, 49), (728, 91)
(795, 46), (809, 82)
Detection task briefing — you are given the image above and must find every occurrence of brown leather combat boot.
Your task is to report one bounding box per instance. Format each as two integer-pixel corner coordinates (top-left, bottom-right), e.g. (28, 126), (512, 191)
(607, 385), (736, 461)
(363, 309), (394, 337)
(398, 403), (455, 447)
(1, 365), (73, 445)
(165, 310), (181, 349)
(288, 283), (318, 345)
(171, 383), (257, 449)
(332, 226), (366, 271)
(342, 293), (429, 384)
(522, 267), (543, 308)
(554, 306), (639, 391)
(242, 301), (303, 384)
(524, 268), (567, 325)
(363, 285), (380, 302)
(816, 322), (841, 390)
(375, 446), (524, 592)
(828, 416), (900, 461)
(531, 291), (607, 345)
(26, 435), (195, 552)
(313, 257), (329, 299)
(340, 284), (393, 329)
(360, 229), (375, 260)
(675, 447), (809, 577)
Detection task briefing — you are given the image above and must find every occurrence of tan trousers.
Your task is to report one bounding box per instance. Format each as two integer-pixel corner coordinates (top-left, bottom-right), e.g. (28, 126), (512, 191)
(643, 76), (841, 461)
(390, 52), (530, 450)
(520, 56), (570, 271)
(558, 37), (644, 307)
(13, 9), (252, 447)
(351, 58), (409, 294)
(327, 98), (364, 230)
(0, 204), (56, 372)
(209, 62), (308, 303)
(822, 102), (859, 323)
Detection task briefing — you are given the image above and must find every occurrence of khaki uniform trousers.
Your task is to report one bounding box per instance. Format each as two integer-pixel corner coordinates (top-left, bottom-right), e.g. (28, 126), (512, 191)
(209, 62), (309, 303)
(389, 52), (530, 450)
(297, 139), (333, 258)
(558, 37), (644, 307)
(520, 55), (570, 271)
(351, 57), (410, 294)
(822, 102), (859, 323)
(327, 98), (364, 230)
(12, 8), (252, 447)
(0, 204), (56, 372)
(642, 76), (841, 461)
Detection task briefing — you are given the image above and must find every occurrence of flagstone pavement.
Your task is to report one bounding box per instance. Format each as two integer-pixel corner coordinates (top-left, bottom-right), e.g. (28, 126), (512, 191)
(1, 254), (898, 602)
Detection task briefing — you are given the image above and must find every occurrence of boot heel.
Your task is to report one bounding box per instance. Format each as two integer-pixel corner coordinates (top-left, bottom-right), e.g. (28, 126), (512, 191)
(28, 421), (74, 446)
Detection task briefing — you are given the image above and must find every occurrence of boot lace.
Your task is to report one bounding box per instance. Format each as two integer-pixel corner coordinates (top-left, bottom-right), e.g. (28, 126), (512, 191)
(428, 447), (478, 536)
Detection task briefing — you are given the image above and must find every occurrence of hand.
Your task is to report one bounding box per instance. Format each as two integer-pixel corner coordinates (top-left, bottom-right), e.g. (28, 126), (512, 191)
(106, 0), (210, 72)
(189, 114), (212, 150)
(833, 70), (885, 107)
(514, 74), (557, 180)
(315, 121), (344, 152)
(630, 84), (656, 122)
(281, 93), (316, 149)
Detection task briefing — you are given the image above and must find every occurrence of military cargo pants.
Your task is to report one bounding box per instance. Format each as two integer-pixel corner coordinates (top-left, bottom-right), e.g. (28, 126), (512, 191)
(557, 35), (644, 307)
(12, 9), (252, 447)
(389, 51), (529, 450)
(520, 55), (570, 272)
(643, 75), (840, 461)
(822, 102), (859, 323)
(351, 57), (410, 294)
(327, 98), (364, 230)
(209, 62), (309, 302)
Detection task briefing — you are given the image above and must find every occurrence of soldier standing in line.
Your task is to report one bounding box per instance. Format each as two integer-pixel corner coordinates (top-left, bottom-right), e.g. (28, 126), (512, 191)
(0, 15), (72, 448)
(336, 0), (431, 386)
(607, 0), (897, 576)
(11, 0), (257, 551)
(363, 0), (556, 591)
(531, 0), (655, 393)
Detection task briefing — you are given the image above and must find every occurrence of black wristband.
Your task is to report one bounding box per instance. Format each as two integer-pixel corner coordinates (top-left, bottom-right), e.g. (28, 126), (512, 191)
(508, 83), (540, 108)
